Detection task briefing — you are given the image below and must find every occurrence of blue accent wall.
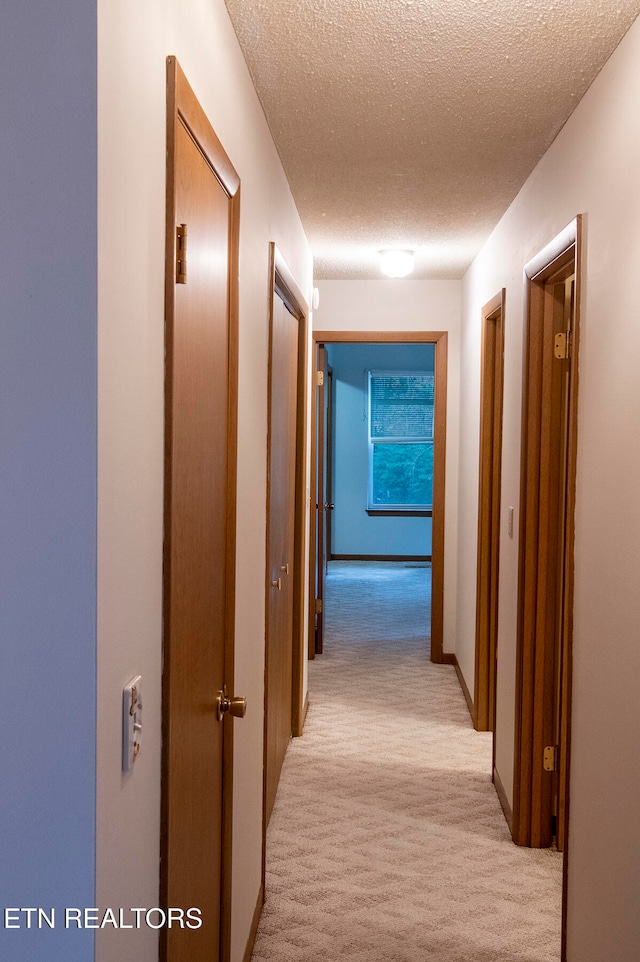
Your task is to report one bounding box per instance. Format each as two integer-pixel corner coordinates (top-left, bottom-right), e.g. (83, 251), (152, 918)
(328, 343), (434, 557)
(0, 3), (97, 959)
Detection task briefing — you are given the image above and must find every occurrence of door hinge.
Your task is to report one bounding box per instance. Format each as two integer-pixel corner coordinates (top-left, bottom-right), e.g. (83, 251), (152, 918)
(314, 597), (323, 614)
(316, 370), (324, 387)
(543, 745), (559, 772)
(554, 331), (571, 360)
(176, 223), (187, 284)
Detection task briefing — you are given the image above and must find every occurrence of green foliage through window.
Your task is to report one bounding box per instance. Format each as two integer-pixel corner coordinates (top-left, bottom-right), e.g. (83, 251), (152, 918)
(368, 372), (434, 509)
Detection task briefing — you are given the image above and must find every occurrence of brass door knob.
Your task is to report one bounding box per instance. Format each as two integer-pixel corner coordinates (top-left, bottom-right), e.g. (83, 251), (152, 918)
(216, 687), (248, 721)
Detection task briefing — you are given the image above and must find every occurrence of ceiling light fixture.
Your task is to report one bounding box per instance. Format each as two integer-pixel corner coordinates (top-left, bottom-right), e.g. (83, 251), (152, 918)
(379, 249), (415, 278)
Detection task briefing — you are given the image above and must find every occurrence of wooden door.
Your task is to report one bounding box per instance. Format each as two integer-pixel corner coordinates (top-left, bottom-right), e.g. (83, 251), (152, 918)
(314, 344), (329, 654)
(264, 289), (299, 824)
(550, 273), (574, 854)
(325, 365), (335, 563)
(474, 291), (505, 732)
(513, 219), (580, 856)
(161, 59), (240, 962)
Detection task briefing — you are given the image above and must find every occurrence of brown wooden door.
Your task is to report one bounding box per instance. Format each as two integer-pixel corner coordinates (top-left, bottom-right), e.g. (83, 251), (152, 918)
(314, 344), (329, 654)
(550, 274), (574, 854)
(513, 221), (580, 856)
(325, 366), (334, 563)
(264, 292), (299, 824)
(161, 59), (240, 962)
(474, 291), (505, 733)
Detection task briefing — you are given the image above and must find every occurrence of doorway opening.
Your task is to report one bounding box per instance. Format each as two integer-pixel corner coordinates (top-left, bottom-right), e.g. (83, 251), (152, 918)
(310, 332), (448, 665)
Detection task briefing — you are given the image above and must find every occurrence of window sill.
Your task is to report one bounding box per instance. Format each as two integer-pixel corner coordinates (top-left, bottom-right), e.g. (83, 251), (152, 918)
(366, 508), (432, 517)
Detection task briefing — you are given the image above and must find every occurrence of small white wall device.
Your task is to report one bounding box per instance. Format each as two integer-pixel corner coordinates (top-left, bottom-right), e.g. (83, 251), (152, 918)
(122, 675), (143, 771)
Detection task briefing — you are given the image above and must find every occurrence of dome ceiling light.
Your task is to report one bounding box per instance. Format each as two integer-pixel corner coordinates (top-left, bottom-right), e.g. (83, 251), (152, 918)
(379, 249), (415, 278)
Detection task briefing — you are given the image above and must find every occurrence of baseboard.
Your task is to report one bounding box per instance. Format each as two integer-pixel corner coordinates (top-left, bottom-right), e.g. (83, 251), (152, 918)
(453, 657), (474, 723)
(293, 692), (309, 737)
(242, 883), (265, 962)
(493, 765), (513, 833)
(440, 655), (514, 838)
(441, 653), (475, 725)
(331, 554), (432, 562)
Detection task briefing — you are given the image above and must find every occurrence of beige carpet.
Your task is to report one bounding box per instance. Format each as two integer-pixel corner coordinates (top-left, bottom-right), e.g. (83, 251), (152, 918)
(252, 562), (562, 961)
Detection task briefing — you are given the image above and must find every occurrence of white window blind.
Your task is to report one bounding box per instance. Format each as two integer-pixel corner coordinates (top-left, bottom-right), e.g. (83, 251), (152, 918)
(370, 374), (434, 439)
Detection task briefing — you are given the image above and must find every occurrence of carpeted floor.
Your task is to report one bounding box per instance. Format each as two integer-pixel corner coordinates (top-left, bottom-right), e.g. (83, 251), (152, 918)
(252, 561), (562, 961)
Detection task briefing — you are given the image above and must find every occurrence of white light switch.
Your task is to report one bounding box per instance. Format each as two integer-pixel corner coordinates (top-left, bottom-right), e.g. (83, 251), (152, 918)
(123, 675), (143, 771)
(508, 506), (514, 538)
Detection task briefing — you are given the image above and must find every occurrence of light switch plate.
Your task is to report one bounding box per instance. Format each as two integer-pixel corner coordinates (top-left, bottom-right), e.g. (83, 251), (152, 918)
(123, 675), (142, 771)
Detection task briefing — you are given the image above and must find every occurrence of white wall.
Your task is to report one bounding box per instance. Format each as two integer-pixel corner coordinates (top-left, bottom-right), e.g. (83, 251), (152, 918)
(0, 4), (97, 961)
(328, 343), (433, 557)
(97, 3), (312, 962)
(457, 17), (640, 961)
(314, 281), (461, 652)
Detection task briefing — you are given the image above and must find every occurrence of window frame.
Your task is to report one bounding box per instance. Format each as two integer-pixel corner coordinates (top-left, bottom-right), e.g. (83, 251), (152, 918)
(367, 370), (434, 513)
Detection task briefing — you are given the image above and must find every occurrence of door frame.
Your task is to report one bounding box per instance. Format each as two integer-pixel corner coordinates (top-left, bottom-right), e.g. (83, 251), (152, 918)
(262, 242), (309, 891)
(266, 244), (309, 740)
(313, 344), (328, 656)
(512, 216), (582, 958)
(325, 364), (335, 562)
(161, 57), (240, 962)
(474, 290), (505, 732)
(309, 331), (448, 663)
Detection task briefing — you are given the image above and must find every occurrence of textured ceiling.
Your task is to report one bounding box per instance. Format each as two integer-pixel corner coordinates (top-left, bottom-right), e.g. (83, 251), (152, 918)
(225, 0), (640, 279)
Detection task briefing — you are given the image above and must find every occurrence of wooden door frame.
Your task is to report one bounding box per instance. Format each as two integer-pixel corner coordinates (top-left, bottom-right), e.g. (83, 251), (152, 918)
(512, 216), (581, 959)
(313, 344), (329, 656)
(267, 245), (309, 740)
(325, 364), (335, 562)
(161, 57), (240, 962)
(309, 331), (448, 663)
(474, 290), (505, 732)
(261, 242), (309, 896)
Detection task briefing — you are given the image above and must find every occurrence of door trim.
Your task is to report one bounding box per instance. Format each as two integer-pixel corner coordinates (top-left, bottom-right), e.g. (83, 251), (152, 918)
(325, 365), (334, 561)
(474, 290), (505, 732)
(313, 344), (329, 655)
(310, 331), (448, 663)
(262, 244), (309, 894)
(161, 57), (240, 962)
(268, 244), (309, 739)
(512, 215), (582, 960)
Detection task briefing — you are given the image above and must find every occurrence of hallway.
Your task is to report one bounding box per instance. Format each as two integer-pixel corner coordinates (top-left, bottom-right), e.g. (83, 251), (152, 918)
(253, 562), (562, 961)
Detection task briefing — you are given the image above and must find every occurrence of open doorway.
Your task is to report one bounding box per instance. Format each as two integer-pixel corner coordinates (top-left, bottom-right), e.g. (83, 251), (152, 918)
(310, 332), (448, 664)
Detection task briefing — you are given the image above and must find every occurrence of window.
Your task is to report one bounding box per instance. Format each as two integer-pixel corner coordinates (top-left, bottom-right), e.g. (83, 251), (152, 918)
(368, 371), (434, 511)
